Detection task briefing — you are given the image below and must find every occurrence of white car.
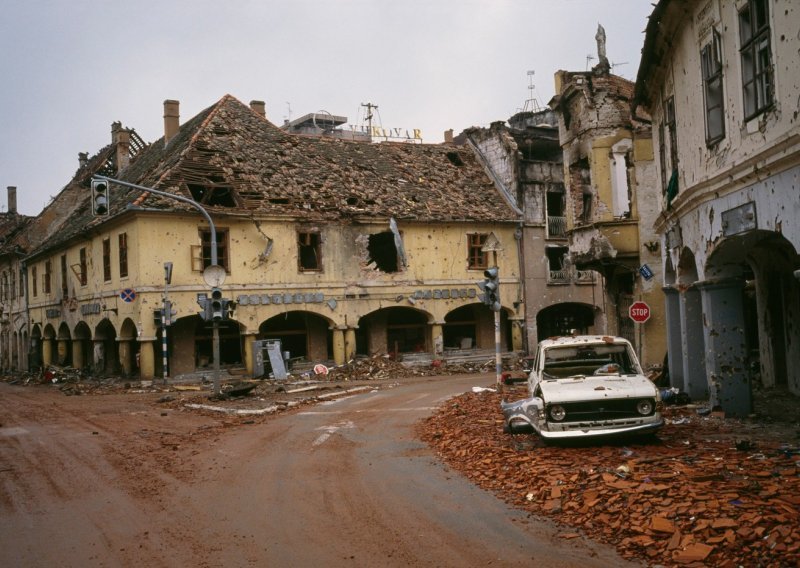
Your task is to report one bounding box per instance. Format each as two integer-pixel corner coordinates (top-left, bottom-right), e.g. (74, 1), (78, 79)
(502, 335), (663, 439)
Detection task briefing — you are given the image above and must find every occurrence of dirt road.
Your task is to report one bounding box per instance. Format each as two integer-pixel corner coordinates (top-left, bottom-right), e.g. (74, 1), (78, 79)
(0, 376), (637, 567)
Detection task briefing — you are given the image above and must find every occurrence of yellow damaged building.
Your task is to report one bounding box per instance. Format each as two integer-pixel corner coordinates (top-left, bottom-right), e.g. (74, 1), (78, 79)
(24, 96), (523, 379)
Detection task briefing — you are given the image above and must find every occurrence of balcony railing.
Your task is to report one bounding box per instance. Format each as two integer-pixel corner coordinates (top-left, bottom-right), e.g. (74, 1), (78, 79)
(547, 216), (567, 239)
(547, 269), (597, 285)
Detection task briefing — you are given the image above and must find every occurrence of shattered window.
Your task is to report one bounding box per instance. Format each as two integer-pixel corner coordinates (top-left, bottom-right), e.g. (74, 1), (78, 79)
(60, 254), (69, 296)
(79, 248), (87, 286)
(200, 229), (229, 271)
(367, 231), (400, 273)
(298, 231), (322, 272)
(739, 0), (773, 120)
(702, 30), (725, 144)
(44, 260), (51, 295)
(467, 233), (488, 270)
(102, 239), (111, 282)
(118, 233), (128, 278)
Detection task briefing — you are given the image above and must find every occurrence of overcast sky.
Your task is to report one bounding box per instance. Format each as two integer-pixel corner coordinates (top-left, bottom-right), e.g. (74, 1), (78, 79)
(0, 0), (653, 215)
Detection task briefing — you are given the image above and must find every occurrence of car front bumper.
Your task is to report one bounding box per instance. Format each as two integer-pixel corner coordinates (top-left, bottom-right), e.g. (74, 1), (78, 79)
(538, 417), (664, 439)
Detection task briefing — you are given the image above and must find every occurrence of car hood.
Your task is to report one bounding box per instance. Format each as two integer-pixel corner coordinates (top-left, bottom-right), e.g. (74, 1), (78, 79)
(538, 375), (657, 403)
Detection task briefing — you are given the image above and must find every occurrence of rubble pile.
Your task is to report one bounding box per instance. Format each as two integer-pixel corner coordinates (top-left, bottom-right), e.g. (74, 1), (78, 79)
(323, 355), (494, 381)
(419, 390), (800, 567)
(1, 366), (134, 395)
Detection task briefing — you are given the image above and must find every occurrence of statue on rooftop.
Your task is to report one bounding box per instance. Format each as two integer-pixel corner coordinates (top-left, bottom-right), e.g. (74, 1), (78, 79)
(595, 24), (610, 73)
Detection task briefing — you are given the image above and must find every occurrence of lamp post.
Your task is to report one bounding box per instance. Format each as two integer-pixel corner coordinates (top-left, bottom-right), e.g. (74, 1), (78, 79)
(92, 175), (224, 396)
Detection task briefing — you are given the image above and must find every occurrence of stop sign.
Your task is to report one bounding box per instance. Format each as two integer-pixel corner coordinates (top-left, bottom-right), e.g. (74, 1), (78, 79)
(629, 301), (651, 323)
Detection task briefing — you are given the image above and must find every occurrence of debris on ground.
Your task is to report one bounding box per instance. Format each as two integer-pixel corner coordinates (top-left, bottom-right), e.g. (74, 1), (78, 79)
(418, 389), (800, 567)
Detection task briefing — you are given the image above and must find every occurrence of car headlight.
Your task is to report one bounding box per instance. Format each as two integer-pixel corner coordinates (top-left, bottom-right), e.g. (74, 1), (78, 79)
(548, 404), (566, 421)
(636, 399), (654, 415)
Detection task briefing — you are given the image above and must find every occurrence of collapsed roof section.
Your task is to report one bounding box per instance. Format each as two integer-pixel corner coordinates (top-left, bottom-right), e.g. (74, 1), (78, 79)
(118, 95), (517, 223)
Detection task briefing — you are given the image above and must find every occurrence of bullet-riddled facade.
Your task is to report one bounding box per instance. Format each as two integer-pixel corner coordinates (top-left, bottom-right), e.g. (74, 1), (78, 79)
(633, 0), (800, 416)
(550, 59), (666, 369)
(23, 96), (523, 379)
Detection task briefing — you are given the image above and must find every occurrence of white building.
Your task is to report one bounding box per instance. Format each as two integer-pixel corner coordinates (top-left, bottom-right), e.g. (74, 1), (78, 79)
(633, 0), (800, 415)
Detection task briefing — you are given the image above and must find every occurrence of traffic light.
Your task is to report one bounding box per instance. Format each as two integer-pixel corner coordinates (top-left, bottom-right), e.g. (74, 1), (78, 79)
(210, 287), (224, 321)
(222, 298), (236, 320)
(480, 266), (501, 312)
(90, 179), (110, 216)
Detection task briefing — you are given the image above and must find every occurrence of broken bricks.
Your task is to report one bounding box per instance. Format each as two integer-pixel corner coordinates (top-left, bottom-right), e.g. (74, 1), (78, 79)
(418, 391), (800, 567)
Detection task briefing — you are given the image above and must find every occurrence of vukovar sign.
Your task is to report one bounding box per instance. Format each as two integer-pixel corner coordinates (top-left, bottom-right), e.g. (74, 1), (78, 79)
(349, 125), (423, 142)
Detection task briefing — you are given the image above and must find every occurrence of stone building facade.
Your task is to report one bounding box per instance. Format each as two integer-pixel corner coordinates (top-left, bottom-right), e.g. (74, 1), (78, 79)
(22, 96), (524, 380)
(633, 0), (800, 415)
(461, 109), (604, 352)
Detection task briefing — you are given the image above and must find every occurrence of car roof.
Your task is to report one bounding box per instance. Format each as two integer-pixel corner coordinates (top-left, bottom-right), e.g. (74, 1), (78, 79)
(538, 335), (632, 349)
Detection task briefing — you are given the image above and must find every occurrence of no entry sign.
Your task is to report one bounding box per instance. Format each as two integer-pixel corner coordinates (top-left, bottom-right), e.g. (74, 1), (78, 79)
(629, 301), (651, 323)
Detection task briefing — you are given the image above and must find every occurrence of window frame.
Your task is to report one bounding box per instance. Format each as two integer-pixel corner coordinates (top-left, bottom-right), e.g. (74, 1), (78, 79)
(701, 29), (726, 145)
(79, 248), (87, 286)
(102, 238), (112, 282)
(60, 254), (69, 297)
(31, 266), (37, 297)
(44, 260), (51, 295)
(118, 233), (129, 279)
(196, 228), (230, 272)
(297, 230), (322, 272)
(467, 233), (489, 270)
(739, 0), (773, 120)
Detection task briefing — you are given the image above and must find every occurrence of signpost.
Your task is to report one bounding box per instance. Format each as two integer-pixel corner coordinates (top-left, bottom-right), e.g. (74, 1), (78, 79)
(629, 301), (651, 324)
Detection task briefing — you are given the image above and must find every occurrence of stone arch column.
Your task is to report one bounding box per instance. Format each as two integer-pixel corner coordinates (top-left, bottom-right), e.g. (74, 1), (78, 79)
(138, 338), (156, 380)
(698, 279), (751, 417)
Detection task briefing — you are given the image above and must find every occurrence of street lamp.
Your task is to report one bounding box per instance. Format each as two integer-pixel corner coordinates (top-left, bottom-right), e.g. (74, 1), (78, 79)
(92, 175), (225, 396)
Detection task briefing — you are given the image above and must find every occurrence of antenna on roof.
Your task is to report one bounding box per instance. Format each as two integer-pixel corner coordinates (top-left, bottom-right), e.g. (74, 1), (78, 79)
(522, 70), (541, 113)
(284, 102), (292, 124)
(360, 102), (379, 132)
(585, 54), (595, 70)
(611, 61), (629, 72)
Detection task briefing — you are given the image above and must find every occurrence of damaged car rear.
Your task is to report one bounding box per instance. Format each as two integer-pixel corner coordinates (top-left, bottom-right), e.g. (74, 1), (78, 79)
(502, 335), (663, 440)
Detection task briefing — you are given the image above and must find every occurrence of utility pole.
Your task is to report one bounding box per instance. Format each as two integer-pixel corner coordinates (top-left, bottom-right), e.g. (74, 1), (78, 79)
(162, 262), (173, 385)
(92, 175), (224, 396)
(361, 102), (378, 134)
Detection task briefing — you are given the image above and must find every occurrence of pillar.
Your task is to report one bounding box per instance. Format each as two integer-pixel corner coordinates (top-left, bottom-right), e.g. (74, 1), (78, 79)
(680, 286), (707, 401)
(138, 339), (156, 379)
(71, 339), (85, 370)
(344, 328), (357, 361)
(430, 322), (443, 356)
(510, 319), (524, 352)
(698, 279), (751, 417)
(242, 332), (258, 377)
(42, 338), (53, 366)
(118, 340), (132, 376)
(332, 327), (345, 366)
(57, 339), (69, 365)
(662, 287), (684, 389)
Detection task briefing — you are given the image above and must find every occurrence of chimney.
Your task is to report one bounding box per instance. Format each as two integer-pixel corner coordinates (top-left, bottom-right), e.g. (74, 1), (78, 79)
(7, 186), (17, 214)
(250, 100), (266, 118)
(112, 122), (131, 171)
(78, 152), (89, 169)
(163, 99), (180, 145)
(444, 129), (454, 144)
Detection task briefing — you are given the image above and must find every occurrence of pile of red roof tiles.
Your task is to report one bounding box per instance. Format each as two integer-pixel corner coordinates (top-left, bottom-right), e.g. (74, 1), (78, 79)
(418, 389), (800, 567)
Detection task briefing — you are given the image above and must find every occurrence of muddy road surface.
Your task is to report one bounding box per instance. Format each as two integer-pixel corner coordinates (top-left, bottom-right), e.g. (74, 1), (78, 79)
(0, 376), (637, 567)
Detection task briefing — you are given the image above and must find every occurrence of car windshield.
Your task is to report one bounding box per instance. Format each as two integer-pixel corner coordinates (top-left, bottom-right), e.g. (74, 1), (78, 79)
(542, 343), (637, 379)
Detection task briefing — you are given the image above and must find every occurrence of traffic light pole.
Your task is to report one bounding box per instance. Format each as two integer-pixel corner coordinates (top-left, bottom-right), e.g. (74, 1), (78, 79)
(92, 176), (223, 395)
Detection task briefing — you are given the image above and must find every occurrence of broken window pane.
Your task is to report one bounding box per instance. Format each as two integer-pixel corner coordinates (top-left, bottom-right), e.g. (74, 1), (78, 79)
(701, 30), (725, 144)
(739, 0), (773, 119)
(298, 231), (321, 271)
(367, 231), (400, 273)
(200, 229), (229, 271)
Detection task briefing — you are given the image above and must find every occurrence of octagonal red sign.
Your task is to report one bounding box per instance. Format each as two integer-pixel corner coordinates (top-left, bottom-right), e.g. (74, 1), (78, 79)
(629, 301), (651, 323)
